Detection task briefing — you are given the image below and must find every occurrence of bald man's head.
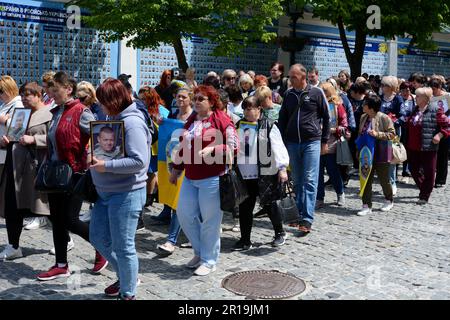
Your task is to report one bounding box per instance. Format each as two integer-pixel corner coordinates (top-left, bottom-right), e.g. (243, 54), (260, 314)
(289, 64), (307, 89)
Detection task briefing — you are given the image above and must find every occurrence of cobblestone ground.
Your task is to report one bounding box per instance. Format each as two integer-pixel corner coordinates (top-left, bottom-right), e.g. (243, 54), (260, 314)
(0, 169), (449, 300)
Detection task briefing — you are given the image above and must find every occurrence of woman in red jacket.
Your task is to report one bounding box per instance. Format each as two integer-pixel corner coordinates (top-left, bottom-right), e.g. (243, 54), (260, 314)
(169, 85), (238, 276)
(36, 72), (107, 281)
(406, 87), (450, 205)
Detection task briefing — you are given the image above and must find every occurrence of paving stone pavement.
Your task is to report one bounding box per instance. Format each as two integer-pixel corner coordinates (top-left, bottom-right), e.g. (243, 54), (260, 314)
(0, 170), (449, 300)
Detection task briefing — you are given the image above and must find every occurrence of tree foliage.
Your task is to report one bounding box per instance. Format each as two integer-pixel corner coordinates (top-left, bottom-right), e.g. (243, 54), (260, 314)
(309, 0), (450, 78)
(71, 0), (284, 70)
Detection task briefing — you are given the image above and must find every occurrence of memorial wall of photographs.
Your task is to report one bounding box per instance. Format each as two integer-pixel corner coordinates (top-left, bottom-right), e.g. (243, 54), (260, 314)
(398, 54), (450, 80)
(296, 38), (388, 81)
(0, 19), (114, 87)
(0, 20), (40, 85)
(138, 37), (278, 87)
(42, 27), (112, 86)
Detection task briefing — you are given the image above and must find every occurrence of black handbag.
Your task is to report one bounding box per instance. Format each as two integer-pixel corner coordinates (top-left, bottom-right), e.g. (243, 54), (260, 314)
(35, 160), (74, 193)
(275, 182), (299, 224)
(72, 170), (98, 203)
(220, 165), (249, 212)
(336, 137), (354, 166)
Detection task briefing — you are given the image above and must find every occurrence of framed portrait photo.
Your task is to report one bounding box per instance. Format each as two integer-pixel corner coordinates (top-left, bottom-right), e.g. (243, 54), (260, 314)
(90, 121), (125, 162)
(6, 108), (32, 142)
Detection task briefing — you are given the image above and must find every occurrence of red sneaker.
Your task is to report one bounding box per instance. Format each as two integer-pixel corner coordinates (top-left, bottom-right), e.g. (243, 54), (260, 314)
(104, 280), (120, 297)
(37, 265), (70, 281)
(92, 251), (108, 274)
(104, 279), (141, 297)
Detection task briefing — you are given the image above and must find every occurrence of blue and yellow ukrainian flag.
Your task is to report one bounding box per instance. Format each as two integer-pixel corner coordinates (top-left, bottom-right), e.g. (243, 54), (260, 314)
(356, 133), (376, 198)
(157, 118), (185, 210)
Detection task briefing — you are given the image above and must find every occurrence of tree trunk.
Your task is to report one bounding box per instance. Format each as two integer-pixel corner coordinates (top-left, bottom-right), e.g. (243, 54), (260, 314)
(348, 27), (366, 81)
(337, 17), (367, 81)
(172, 36), (189, 72)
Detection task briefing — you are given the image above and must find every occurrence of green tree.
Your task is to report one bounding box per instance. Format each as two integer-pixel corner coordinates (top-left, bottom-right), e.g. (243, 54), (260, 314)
(308, 0), (450, 79)
(71, 0), (284, 71)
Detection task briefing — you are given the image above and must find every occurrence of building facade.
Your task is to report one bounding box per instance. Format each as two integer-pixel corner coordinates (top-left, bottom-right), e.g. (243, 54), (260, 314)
(1, 0), (449, 89)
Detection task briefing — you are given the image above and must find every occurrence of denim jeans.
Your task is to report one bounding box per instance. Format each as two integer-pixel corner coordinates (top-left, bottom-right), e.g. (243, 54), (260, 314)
(177, 176), (223, 267)
(167, 212), (181, 245)
(90, 187), (146, 298)
(317, 153), (344, 201)
(389, 164), (397, 188)
(286, 140), (321, 224)
(157, 205), (173, 221)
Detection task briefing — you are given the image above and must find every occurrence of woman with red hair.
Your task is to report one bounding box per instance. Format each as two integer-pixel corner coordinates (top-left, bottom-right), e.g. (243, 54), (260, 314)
(155, 70), (173, 108)
(89, 78), (152, 300)
(169, 85), (239, 276)
(138, 86), (170, 221)
(139, 86), (170, 123)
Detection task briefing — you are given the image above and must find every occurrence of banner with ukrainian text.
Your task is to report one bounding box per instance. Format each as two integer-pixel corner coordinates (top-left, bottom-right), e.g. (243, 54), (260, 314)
(355, 133), (376, 198)
(157, 118), (185, 210)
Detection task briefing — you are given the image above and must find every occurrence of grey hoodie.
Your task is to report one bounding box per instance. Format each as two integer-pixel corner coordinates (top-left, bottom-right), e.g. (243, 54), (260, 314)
(91, 103), (151, 193)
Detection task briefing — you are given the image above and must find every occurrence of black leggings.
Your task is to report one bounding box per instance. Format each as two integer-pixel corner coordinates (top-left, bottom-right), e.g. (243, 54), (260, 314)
(238, 179), (284, 243)
(48, 192), (89, 264)
(435, 137), (449, 185)
(4, 158), (31, 249)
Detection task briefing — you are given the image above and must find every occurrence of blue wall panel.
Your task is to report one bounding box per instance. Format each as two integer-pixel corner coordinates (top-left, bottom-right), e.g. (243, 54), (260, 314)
(0, 0), (117, 86)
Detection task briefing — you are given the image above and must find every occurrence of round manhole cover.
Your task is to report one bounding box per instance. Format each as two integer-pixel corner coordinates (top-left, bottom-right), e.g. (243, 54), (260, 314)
(222, 270), (306, 299)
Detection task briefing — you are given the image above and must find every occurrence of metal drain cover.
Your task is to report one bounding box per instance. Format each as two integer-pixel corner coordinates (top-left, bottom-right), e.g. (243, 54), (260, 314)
(222, 270), (306, 299)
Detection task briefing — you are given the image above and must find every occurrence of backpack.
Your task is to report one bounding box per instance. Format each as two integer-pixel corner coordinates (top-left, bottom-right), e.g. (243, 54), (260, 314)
(135, 99), (158, 143)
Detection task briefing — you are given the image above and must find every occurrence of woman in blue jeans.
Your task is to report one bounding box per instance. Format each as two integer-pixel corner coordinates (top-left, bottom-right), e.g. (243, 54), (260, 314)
(89, 79), (151, 300)
(157, 87), (194, 254)
(316, 82), (350, 208)
(169, 85), (238, 276)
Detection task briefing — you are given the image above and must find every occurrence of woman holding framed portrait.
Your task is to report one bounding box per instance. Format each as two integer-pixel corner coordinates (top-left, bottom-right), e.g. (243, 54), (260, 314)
(0, 76), (24, 177)
(0, 82), (52, 260)
(90, 78), (152, 300)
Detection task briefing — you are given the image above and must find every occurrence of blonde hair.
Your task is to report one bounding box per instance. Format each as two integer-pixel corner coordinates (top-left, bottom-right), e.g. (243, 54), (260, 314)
(320, 82), (342, 105)
(326, 77), (339, 92)
(415, 87), (433, 101)
(381, 76), (399, 91)
(355, 77), (367, 84)
(41, 71), (56, 86)
(254, 86), (272, 104)
(0, 75), (19, 98)
(186, 68), (196, 80)
(76, 81), (97, 106)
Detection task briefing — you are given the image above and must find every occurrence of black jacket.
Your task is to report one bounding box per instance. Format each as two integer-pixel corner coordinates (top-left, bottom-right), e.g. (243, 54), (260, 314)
(236, 116), (281, 205)
(277, 85), (330, 144)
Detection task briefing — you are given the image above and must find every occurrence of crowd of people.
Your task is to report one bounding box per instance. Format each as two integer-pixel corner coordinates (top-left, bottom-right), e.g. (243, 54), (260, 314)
(0, 62), (449, 300)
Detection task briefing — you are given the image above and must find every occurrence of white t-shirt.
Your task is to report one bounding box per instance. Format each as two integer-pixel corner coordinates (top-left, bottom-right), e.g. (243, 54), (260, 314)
(236, 121), (290, 179)
(237, 121), (258, 180)
(227, 101), (244, 119)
